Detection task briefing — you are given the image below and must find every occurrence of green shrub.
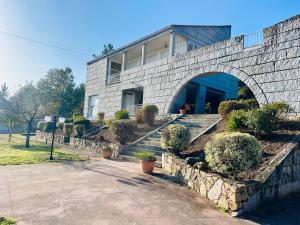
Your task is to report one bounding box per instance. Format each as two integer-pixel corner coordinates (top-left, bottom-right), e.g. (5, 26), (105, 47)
(73, 116), (90, 128)
(37, 121), (54, 132)
(97, 112), (105, 123)
(205, 132), (261, 174)
(115, 109), (129, 120)
(73, 124), (85, 138)
(161, 124), (191, 154)
(56, 122), (64, 130)
(64, 118), (73, 123)
(142, 105), (158, 125)
(102, 144), (113, 152)
(218, 100), (248, 119)
(134, 151), (156, 161)
(135, 109), (144, 124)
(72, 113), (82, 121)
(110, 119), (136, 144)
(227, 110), (248, 131)
(246, 108), (276, 134)
(238, 86), (255, 99)
(263, 101), (293, 121)
(63, 123), (73, 137)
(105, 118), (115, 129)
(242, 98), (259, 109)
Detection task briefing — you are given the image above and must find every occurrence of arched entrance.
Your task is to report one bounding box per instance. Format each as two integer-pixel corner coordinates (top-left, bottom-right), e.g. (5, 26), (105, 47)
(164, 64), (268, 114)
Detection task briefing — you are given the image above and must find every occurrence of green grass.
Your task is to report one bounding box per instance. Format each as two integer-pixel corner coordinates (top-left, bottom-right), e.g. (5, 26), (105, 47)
(0, 217), (16, 225)
(0, 134), (87, 166)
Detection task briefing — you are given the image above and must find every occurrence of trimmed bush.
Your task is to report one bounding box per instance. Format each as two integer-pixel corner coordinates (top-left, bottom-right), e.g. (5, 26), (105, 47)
(97, 112), (105, 123)
(263, 101), (293, 121)
(64, 118), (73, 123)
(246, 108), (276, 135)
(73, 116), (90, 128)
(142, 105), (158, 125)
(56, 122), (64, 130)
(37, 121), (54, 132)
(63, 123), (73, 137)
(134, 151), (156, 161)
(73, 124), (85, 138)
(135, 109), (144, 124)
(105, 118), (115, 129)
(205, 132), (261, 174)
(242, 98), (259, 109)
(227, 110), (248, 131)
(161, 124), (191, 154)
(218, 100), (248, 119)
(115, 109), (129, 120)
(110, 119), (136, 144)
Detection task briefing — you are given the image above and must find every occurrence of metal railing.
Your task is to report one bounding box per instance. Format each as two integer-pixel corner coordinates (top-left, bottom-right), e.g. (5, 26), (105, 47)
(127, 104), (143, 115)
(243, 31), (263, 48)
(107, 69), (121, 84)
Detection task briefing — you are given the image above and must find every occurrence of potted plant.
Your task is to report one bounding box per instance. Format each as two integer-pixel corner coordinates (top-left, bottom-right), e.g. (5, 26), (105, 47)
(134, 151), (157, 174)
(102, 144), (113, 159)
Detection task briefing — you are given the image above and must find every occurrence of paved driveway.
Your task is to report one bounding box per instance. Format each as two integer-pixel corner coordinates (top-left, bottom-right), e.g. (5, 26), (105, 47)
(0, 159), (257, 225)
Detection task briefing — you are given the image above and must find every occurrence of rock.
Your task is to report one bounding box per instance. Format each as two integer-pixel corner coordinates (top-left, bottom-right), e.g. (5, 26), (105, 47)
(185, 156), (204, 166)
(193, 161), (208, 170)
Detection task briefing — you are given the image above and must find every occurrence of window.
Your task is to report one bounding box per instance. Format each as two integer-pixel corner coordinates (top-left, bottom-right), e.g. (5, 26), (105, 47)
(88, 95), (99, 119)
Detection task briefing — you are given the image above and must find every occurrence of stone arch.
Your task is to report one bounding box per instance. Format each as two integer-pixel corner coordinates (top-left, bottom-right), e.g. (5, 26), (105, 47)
(163, 64), (268, 114)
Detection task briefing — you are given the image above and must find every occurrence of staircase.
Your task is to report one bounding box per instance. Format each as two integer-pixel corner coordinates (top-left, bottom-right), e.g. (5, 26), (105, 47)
(118, 114), (221, 167)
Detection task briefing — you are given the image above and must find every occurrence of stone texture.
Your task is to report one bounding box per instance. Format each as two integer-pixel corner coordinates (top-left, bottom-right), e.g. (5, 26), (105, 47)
(162, 138), (300, 215)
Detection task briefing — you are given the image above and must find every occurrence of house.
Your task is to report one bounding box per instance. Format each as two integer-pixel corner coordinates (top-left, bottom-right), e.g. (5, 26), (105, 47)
(84, 24), (240, 119)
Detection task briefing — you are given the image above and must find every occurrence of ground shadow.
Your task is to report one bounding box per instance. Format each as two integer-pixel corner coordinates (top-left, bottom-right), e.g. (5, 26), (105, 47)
(240, 194), (300, 225)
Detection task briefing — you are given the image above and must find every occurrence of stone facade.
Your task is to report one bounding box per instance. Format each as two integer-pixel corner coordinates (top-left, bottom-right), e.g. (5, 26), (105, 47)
(162, 137), (300, 215)
(85, 14), (300, 118)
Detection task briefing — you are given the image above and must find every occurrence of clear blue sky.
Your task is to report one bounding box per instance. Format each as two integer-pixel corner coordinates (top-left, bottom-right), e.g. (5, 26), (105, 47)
(0, 0), (299, 91)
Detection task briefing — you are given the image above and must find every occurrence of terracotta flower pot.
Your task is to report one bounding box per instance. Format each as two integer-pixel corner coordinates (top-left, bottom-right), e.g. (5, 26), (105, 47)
(140, 160), (156, 174)
(102, 151), (113, 159)
(179, 109), (186, 114)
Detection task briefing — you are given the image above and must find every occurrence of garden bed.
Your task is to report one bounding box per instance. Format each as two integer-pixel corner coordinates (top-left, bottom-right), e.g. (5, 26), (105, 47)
(181, 119), (300, 182)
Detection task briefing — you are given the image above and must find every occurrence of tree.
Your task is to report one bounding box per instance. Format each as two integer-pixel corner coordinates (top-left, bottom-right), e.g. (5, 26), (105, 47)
(72, 83), (85, 114)
(37, 68), (75, 117)
(93, 43), (114, 58)
(8, 83), (43, 148)
(0, 110), (22, 142)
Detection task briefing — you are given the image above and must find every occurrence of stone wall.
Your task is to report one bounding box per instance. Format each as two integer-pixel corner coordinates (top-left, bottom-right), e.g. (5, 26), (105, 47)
(36, 131), (123, 158)
(36, 131), (65, 145)
(162, 138), (300, 215)
(85, 14), (300, 118)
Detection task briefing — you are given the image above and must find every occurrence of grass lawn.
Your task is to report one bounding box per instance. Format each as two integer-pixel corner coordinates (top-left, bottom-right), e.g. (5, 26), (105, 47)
(0, 217), (16, 225)
(0, 134), (87, 166)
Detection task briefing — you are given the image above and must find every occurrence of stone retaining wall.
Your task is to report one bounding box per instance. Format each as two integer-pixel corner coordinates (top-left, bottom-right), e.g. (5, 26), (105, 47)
(162, 137), (300, 215)
(36, 131), (123, 158)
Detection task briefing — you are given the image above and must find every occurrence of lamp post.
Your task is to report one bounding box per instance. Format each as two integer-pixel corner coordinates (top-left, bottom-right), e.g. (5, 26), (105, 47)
(49, 116), (57, 160)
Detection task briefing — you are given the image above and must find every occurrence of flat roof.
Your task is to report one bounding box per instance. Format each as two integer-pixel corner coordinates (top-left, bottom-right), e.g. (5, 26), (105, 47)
(87, 24), (231, 65)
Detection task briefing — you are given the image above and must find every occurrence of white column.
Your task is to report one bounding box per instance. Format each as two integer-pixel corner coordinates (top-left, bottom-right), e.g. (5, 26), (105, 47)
(169, 32), (175, 57)
(141, 44), (146, 66)
(122, 52), (127, 71)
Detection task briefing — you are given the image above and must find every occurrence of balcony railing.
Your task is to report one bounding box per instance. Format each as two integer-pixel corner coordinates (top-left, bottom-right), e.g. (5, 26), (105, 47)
(107, 69), (121, 84)
(243, 31), (263, 49)
(127, 104), (143, 115)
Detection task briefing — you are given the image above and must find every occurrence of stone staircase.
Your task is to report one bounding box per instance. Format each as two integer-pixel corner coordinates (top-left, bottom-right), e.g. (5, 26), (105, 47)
(118, 114), (221, 167)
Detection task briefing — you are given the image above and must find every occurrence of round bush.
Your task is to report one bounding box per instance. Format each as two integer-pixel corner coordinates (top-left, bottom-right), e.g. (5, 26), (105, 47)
(63, 123), (73, 137)
(73, 124), (85, 138)
(218, 100), (248, 119)
(205, 132), (261, 174)
(73, 116), (90, 128)
(161, 124), (191, 154)
(246, 108), (276, 135)
(142, 105), (158, 125)
(242, 98), (259, 109)
(37, 121), (55, 132)
(97, 112), (105, 123)
(115, 109), (129, 120)
(135, 109), (144, 124)
(110, 119), (136, 144)
(56, 122), (64, 130)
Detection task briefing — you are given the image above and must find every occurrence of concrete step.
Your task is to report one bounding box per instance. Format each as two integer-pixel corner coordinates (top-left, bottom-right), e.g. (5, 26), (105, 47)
(130, 145), (165, 153)
(140, 140), (162, 147)
(122, 149), (164, 158)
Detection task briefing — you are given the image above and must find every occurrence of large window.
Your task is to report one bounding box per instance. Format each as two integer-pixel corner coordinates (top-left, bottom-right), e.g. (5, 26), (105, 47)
(88, 95), (99, 119)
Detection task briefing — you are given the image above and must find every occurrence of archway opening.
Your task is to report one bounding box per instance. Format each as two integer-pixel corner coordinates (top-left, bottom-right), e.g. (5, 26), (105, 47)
(169, 72), (256, 114)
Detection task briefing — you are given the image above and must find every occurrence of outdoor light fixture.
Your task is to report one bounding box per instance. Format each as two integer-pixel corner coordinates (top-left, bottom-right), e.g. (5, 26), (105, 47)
(49, 116), (57, 160)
